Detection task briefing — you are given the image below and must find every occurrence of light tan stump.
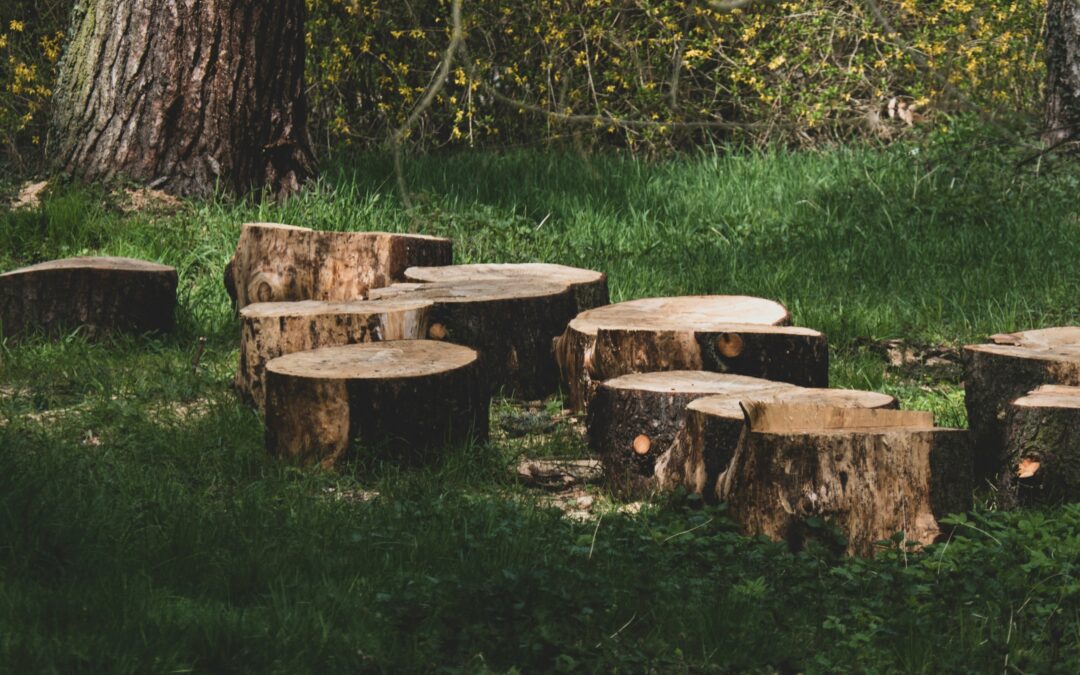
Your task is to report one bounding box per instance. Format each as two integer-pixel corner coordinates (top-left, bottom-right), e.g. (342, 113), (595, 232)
(719, 403), (972, 557)
(965, 327), (1080, 481)
(404, 262), (609, 314)
(1000, 385), (1080, 508)
(0, 256), (177, 340)
(369, 280), (577, 399)
(224, 222), (452, 310)
(655, 387), (897, 501)
(264, 340), (489, 468)
(236, 297), (435, 410)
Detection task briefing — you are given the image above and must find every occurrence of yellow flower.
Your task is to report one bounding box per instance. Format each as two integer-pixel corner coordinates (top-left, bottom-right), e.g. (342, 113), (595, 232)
(9, 20), (24, 33)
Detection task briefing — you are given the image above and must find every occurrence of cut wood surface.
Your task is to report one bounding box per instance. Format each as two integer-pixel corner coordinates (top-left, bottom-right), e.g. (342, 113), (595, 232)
(719, 402), (972, 557)
(965, 327), (1080, 480)
(0, 256), (177, 340)
(224, 222), (452, 309)
(236, 297), (434, 410)
(404, 263), (609, 313)
(264, 340), (489, 468)
(587, 371), (796, 496)
(369, 279), (577, 399)
(1001, 385), (1080, 508)
(655, 387), (897, 501)
(553, 295), (824, 412)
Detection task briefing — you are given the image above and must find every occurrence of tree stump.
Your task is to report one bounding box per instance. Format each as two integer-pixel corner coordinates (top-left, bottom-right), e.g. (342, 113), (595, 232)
(1000, 385), (1080, 509)
(965, 327), (1080, 481)
(368, 280), (577, 399)
(719, 403), (972, 557)
(236, 298), (435, 410)
(264, 340), (489, 468)
(404, 263), (609, 313)
(656, 388), (897, 501)
(586, 371), (796, 496)
(0, 256), (177, 340)
(224, 222), (452, 310)
(554, 295), (826, 413)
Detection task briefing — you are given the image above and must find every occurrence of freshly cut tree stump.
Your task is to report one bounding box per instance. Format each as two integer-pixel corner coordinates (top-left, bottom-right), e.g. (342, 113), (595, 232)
(404, 263), (609, 313)
(587, 371), (796, 496)
(965, 327), (1080, 480)
(224, 222), (452, 310)
(655, 388), (897, 501)
(369, 280), (577, 399)
(554, 295), (826, 412)
(0, 256), (177, 340)
(1000, 385), (1080, 509)
(719, 403), (972, 557)
(264, 340), (489, 468)
(236, 298), (435, 410)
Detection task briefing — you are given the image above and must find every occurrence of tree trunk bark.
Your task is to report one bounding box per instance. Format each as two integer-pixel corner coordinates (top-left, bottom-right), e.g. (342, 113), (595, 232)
(53, 0), (315, 197)
(1001, 385), (1080, 509)
(1045, 0), (1080, 145)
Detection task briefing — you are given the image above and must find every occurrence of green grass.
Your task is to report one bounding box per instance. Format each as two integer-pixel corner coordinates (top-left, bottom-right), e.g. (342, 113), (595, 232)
(2, 130), (1080, 672)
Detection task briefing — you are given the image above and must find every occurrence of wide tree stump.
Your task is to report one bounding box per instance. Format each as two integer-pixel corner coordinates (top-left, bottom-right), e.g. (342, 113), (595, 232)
(965, 327), (1080, 481)
(404, 263), (609, 314)
(719, 403), (972, 557)
(587, 371), (796, 496)
(0, 256), (177, 340)
(369, 280), (577, 399)
(1000, 385), (1080, 508)
(236, 298), (435, 410)
(656, 388), (897, 501)
(264, 340), (489, 468)
(224, 222), (452, 310)
(553, 296), (827, 412)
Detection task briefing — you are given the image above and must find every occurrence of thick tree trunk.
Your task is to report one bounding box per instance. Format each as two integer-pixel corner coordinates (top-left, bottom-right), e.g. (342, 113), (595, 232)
(1045, 0), (1080, 145)
(54, 0), (314, 197)
(1001, 385), (1080, 509)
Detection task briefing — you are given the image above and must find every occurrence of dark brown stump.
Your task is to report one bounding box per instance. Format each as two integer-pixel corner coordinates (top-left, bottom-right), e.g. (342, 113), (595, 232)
(720, 403), (973, 557)
(965, 327), (1080, 481)
(404, 262), (609, 314)
(0, 256), (177, 340)
(656, 388), (898, 501)
(224, 222), (452, 310)
(264, 340), (489, 468)
(236, 298), (434, 410)
(1000, 385), (1080, 509)
(369, 280), (577, 399)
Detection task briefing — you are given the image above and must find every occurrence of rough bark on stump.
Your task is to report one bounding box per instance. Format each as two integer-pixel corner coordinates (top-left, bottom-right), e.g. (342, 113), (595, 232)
(264, 340), (489, 468)
(655, 388), (897, 502)
(53, 0), (314, 197)
(224, 222), (452, 310)
(236, 297), (434, 410)
(587, 371), (795, 497)
(719, 403), (973, 557)
(404, 263), (609, 314)
(368, 280), (577, 399)
(0, 256), (176, 340)
(554, 296), (795, 413)
(964, 327), (1080, 482)
(1000, 385), (1080, 509)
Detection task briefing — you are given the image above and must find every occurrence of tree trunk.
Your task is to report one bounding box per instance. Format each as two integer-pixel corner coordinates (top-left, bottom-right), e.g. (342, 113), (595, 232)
(1045, 0), (1080, 145)
(53, 0), (314, 197)
(1001, 385), (1080, 509)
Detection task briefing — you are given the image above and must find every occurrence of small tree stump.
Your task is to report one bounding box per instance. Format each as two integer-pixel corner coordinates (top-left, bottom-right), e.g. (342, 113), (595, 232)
(553, 296), (826, 412)
(587, 371), (796, 496)
(719, 403), (972, 557)
(236, 298), (435, 410)
(656, 388), (897, 501)
(369, 280), (577, 399)
(264, 340), (489, 468)
(224, 222), (452, 310)
(404, 263), (609, 313)
(0, 256), (177, 340)
(965, 327), (1080, 480)
(1000, 385), (1080, 508)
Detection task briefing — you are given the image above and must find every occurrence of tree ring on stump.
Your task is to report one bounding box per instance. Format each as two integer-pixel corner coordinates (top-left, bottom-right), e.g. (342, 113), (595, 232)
(404, 262), (609, 314)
